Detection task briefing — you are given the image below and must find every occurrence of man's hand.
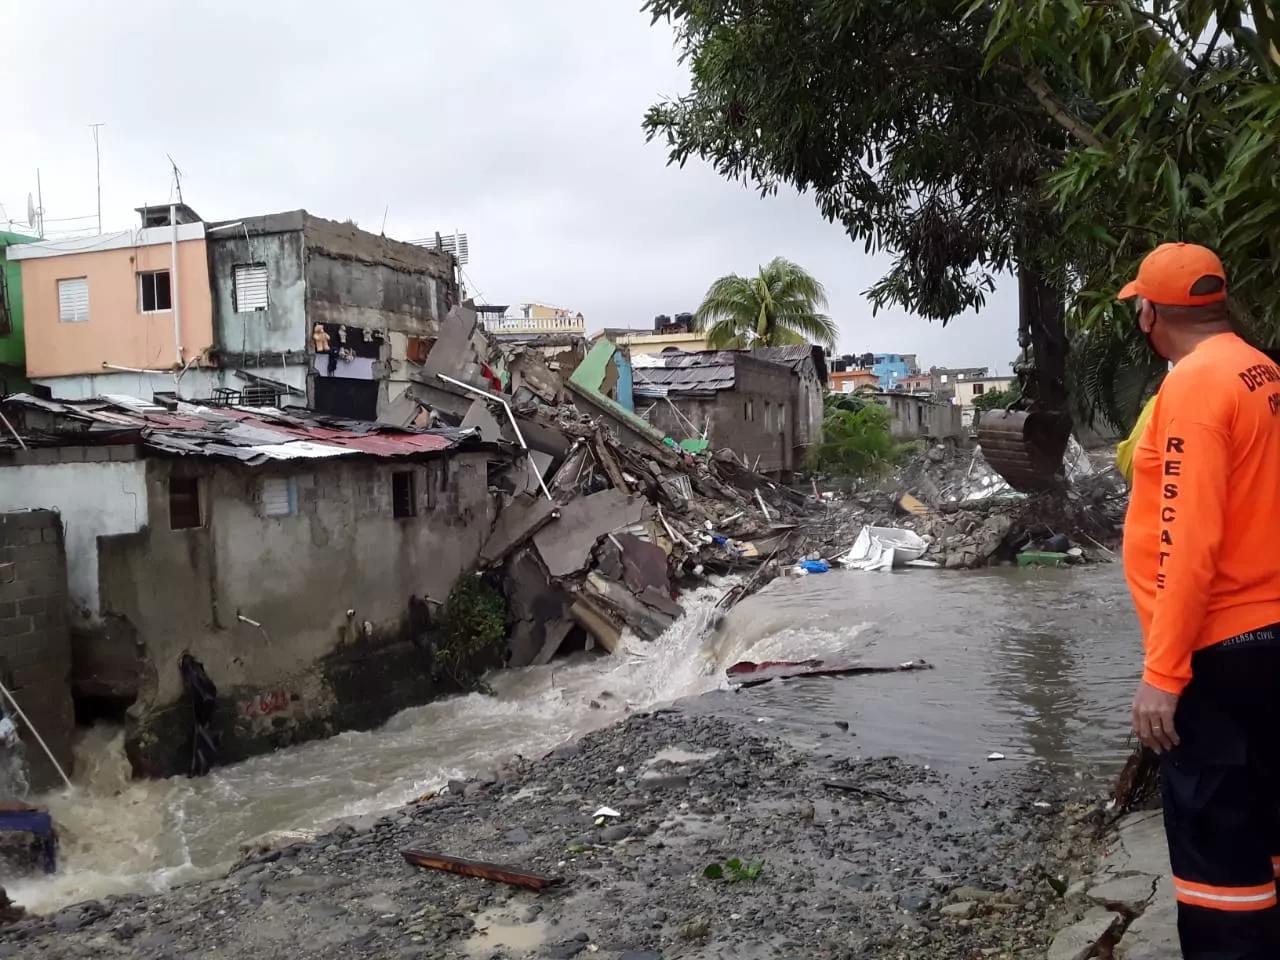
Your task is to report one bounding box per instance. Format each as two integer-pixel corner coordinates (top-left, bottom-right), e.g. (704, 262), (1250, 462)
(1132, 681), (1181, 753)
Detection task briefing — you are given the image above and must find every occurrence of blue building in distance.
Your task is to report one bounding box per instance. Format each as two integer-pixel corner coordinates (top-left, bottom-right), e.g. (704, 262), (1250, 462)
(871, 353), (914, 391)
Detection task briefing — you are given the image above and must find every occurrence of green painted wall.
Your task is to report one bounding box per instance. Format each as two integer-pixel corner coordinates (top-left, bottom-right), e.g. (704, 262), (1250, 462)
(0, 230), (38, 391)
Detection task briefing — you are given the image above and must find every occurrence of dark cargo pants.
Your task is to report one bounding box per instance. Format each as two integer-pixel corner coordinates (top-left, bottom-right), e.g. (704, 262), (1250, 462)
(1159, 628), (1280, 959)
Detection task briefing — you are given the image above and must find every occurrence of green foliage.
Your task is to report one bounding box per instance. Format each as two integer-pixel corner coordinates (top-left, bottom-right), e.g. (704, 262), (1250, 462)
(976, 0), (1280, 343)
(643, 0), (1069, 323)
(704, 859), (764, 883)
(439, 573), (507, 690)
(643, 0), (1280, 425)
(694, 257), (837, 349)
(824, 391), (869, 414)
(808, 402), (914, 479)
(972, 384), (1021, 411)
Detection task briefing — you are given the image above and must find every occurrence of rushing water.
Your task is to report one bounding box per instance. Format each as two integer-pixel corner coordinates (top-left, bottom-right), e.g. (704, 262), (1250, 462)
(7, 564), (1141, 913)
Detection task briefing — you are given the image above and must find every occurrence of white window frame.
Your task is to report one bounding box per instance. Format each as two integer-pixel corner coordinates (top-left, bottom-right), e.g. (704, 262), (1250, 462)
(259, 476), (299, 518)
(233, 263), (270, 313)
(138, 270), (173, 314)
(57, 277), (90, 323)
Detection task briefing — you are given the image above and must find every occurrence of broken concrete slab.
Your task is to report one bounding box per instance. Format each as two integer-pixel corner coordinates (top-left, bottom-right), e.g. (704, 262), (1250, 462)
(1098, 813), (1168, 879)
(512, 416), (573, 462)
(533, 488), (645, 578)
(1114, 877), (1178, 959)
(1047, 908), (1120, 960)
(1086, 874), (1158, 912)
(508, 353), (564, 405)
(532, 618), (576, 667)
(584, 573), (676, 641)
(480, 496), (561, 567)
(504, 549), (574, 668)
(637, 586), (682, 618)
(615, 533), (670, 598)
(461, 399), (503, 443)
(569, 597), (621, 654)
(517, 451), (554, 497)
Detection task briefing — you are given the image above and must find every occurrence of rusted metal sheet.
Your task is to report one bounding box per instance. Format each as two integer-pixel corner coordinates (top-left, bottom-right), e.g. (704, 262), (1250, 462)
(975, 409), (1073, 493)
(400, 849), (564, 890)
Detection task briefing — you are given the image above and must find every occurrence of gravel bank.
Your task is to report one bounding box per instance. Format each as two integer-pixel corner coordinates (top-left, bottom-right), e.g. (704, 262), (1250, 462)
(1, 710), (1104, 959)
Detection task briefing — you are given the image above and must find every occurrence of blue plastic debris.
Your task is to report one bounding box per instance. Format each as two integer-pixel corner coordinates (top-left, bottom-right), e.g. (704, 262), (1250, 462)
(799, 559), (830, 574)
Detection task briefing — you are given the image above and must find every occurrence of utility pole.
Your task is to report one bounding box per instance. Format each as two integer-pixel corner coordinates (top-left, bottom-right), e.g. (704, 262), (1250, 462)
(89, 122), (105, 234)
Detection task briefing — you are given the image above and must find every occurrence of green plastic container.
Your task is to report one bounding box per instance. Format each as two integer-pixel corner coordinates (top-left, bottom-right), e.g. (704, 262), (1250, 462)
(1017, 551), (1069, 568)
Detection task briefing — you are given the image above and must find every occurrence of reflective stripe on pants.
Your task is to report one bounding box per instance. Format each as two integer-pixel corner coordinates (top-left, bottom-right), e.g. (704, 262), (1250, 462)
(1159, 633), (1280, 959)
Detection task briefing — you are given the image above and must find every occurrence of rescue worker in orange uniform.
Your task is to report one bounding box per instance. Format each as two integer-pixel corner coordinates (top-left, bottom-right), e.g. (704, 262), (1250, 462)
(1120, 243), (1280, 958)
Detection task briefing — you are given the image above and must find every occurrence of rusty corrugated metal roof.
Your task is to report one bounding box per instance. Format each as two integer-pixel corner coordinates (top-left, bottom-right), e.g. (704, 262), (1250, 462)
(0, 394), (474, 465)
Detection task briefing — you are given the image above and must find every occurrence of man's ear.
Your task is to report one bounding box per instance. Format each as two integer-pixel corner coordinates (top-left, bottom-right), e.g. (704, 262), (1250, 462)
(1137, 300), (1155, 334)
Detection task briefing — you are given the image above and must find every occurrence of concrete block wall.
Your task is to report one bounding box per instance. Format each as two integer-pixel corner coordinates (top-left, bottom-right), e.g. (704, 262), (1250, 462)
(0, 510), (74, 793)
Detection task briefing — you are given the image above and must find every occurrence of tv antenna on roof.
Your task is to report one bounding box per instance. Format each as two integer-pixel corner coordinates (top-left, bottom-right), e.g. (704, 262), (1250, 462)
(167, 154), (183, 205)
(27, 171), (45, 238)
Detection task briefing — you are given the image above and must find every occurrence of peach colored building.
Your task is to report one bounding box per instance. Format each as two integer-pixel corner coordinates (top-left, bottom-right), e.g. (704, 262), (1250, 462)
(829, 368), (879, 394)
(8, 217), (214, 399)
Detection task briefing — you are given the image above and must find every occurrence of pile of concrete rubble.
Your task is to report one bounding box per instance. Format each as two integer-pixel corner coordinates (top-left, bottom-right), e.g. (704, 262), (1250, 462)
(848, 440), (1128, 571)
(386, 304), (1126, 664)
(387, 304), (853, 668)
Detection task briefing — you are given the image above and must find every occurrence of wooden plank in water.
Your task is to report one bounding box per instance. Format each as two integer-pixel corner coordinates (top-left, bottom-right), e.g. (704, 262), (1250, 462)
(400, 849), (563, 890)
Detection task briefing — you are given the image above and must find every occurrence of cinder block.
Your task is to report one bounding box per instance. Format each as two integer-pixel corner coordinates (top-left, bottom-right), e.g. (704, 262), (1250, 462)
(83, 447), (111, 463)
(0, 615), (33, 638)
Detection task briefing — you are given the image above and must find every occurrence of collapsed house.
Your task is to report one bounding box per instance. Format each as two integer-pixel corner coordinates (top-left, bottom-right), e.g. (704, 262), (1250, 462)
(0, 394), (505, 780)
(0, 306), (847, 782)
(631, 346), (828, 480)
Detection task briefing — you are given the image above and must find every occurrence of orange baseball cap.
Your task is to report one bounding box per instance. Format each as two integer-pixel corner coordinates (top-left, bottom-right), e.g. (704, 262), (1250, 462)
(1117, 242), (1227, 306)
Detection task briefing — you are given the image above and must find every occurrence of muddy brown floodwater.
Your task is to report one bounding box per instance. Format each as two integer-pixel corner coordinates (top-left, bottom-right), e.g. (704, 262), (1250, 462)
(7, 564), (1140, 915)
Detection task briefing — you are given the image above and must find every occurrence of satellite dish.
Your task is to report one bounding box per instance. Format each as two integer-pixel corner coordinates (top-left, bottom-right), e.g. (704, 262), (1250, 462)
(27, 194), (36, 228)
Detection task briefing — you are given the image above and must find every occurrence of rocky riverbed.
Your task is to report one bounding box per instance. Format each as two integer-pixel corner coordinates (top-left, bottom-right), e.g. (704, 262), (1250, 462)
(1, 708), (1109, 959)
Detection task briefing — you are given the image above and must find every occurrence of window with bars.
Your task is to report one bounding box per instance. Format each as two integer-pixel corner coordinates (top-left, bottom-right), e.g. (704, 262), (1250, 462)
(58, 277), (90, 323)
(138, 270), (173, 313)
(392, 471), (417, 518)
(233, 264), (269, 312)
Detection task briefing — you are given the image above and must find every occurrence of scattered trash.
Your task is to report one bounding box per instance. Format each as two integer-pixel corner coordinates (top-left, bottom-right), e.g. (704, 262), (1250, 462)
(592, 806), (621, 819)
(822, 780), (909, 804)
(986, 752), (1007, 762)
(839, 526), (929, 571)
(399, 849), (564, 890)
(797, 559), (830, 574)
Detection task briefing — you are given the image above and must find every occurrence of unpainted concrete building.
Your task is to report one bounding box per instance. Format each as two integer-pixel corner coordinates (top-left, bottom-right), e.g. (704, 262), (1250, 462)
(875, 392), (964, 441)
(206, 212), (458, 417)
(634, 352), (797, 476)
(0, 510), (73, 794)
(0, 394), (501, 779)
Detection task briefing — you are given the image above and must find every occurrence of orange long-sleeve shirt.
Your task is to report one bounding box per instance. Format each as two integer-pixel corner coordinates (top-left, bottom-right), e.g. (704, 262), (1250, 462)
(1124, 332), (1280, 694)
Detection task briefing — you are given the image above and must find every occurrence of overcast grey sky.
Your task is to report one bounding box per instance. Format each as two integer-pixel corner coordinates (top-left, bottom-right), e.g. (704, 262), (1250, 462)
(0, 0), (1017, 370)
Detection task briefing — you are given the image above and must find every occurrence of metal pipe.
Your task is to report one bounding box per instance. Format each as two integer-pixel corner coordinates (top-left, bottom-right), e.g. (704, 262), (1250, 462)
(437, 373), (553, 501)
(0, 678), (73, 791)
(0, 410), (26, 450)
(169, 204), (183, 368)
(101, 362), (172, 375)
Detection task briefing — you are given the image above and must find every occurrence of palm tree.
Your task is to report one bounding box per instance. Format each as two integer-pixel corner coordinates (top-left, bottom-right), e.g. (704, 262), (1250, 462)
(694, 257), (838, 349)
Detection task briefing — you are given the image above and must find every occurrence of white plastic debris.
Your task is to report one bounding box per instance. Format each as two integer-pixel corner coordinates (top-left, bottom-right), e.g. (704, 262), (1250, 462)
(839, 526), (929, 571)
(986, 752), (1007, 761)
(615, 766), (626, 775)
(593, 806), (621, 819)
